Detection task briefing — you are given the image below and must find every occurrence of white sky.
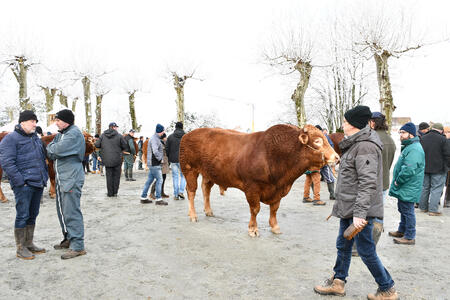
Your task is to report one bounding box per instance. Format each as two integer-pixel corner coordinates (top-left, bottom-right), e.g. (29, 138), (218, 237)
(0, 0), (449, 134)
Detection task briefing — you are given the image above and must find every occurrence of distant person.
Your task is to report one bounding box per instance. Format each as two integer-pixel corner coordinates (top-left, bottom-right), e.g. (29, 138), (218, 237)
(419, 123), (450, 216)
(317, 125), (336, 200)
(417, 122), (430, 137)
(151, 133), (170, 198)
(388, 122), (425, 245)
(91, 134), (100, 174)
(123, 129), (137, 181)
(444, 127), (450, 208)
(0, 110), (48, 260)
(140, 124), (167, 205)
(95, 122), (128, 197)
(137, 136), (144, 170)
(47, 109), (87, 259)
(166, 122), (186, 200)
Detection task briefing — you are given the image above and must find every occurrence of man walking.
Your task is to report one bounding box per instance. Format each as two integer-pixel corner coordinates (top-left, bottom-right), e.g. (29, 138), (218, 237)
(419, 123), (450, 216)
(123, 129), (137, 181)
(95, 122), (128, 197)
(314, 105), (398, 300)
(0, 110), (48, 260)
(137, 136), (144, 170)
(140, 124), (167, 205)
(388, 122), (425, 245)
(47, 109), (87, 259)
(166, 122), (186, 200)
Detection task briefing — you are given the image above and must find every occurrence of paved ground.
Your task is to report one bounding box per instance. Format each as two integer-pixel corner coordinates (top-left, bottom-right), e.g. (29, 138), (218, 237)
(1, 169), (449, 300)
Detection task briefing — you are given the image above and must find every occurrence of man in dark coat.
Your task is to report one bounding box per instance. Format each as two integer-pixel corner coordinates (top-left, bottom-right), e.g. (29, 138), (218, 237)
(166, 121), (186, 200)
(419, 123), (450, 215)
(0, 110), (48, 260)
(123, 129), (137, 181)
(95, 122), (128, 197)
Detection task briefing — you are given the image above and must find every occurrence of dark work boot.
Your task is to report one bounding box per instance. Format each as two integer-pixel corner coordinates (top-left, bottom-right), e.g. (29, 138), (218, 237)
(14, 228), (34, 260)
(125, 169), (130, 181)
(327, 182), (336, 200)
(373, 222), (383, 246)
(128, 169), (136, 181)
(24, 225), (46, 254)
(54, 238), (70, 250)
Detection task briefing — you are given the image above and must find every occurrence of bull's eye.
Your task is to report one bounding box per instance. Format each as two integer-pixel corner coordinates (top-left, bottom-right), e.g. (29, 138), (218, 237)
(313, 138), (323, 148)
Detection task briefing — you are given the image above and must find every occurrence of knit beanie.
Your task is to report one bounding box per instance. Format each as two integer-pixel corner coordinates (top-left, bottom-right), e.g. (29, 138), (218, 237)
(431, 123), (444, 131)
(55, 109), (75, 125)
(400, 122), (417, 137)
(19, 110), (38, 123)
(344, 105), (372, 129)
(156, 123), (164, 133)
(175, 122), (183, 129)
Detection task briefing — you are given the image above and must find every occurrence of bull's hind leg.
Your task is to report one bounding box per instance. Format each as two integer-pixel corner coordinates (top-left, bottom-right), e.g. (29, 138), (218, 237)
(185, 170), (199, 222)
(201, 178), (215, 217)
(269, 201), (281, 234)
(245, 193), (261, 237)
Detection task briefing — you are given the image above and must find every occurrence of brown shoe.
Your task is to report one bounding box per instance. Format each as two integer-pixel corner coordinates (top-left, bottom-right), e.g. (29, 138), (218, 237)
(61, 249), (87, 260)
(302, 197), (313, 203)
(428, 212), (442, 216)
(388, 231), (404, 238)
(367, 287), (399, 300)
(313, 200), (326, 206)
(393, 237), (415, 245)
(54, 238), (70, 250)
(314, 278), (345, 296)
(161, 193), (170, 198)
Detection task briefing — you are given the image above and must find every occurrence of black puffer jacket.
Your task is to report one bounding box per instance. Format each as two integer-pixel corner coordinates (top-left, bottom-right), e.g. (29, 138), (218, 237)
(166, 128), (185, 163)
(94, 129), (128, 167)
(420, 130), (450, 174)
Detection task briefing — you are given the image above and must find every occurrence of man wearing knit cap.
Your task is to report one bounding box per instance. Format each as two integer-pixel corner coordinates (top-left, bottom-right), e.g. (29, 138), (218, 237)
(418, 122), (430, 137)
(0, 110), (48, 259)
(419, 122), (450, 216)
(388, 122), (424, 245)
(314, 105), (398, 299)
(140, 123), (167, 205)
(47, 109), (87, 259)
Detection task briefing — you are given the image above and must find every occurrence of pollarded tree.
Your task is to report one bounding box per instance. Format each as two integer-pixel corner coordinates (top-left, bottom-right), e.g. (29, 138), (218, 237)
(172, 71), (196, 124)
(92, 79), (111, 135)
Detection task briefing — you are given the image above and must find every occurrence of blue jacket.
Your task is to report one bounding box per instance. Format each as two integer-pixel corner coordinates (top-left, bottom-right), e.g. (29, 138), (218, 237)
(47, 125), (85, 192)
(0, 125), (48, 189)
(389, 136), (425, 203)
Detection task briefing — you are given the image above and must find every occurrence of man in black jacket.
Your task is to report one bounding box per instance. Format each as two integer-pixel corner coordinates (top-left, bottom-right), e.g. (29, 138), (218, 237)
(95, 122), (128, 197)
(419, 123), (450, 216)
(166, 122), (186, 200)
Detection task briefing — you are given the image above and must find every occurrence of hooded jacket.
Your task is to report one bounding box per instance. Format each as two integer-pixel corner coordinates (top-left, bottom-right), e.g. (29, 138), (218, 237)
(94, 128), (128, 167)
(332, 126), (384, 220)
(0, 125), (48, 189)
(420, 130), (450, 174)
(389, 136), (425, 203)
(166, 128), (185, 163)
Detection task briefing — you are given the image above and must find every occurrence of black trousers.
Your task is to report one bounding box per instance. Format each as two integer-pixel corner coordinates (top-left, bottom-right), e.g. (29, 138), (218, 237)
(105, 165), (121, 196)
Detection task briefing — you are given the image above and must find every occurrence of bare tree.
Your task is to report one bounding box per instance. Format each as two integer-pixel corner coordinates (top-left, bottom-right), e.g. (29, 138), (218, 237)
(92, 79), (111, 135)
(171, 70), (200, 124)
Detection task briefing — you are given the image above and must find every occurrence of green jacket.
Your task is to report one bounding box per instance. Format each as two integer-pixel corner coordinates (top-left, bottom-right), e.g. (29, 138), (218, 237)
(389, 136), (425, 203)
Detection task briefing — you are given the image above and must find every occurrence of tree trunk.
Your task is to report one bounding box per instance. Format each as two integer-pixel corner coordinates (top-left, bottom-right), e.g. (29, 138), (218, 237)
(10, 56), (32, 111)
(128, 91), (141, 132)
(58, 91), (68, 107)
(42, 87), (57, 126)
(291, 60), (312, 127)
(81, 76), (92, 133)
(71, 97), (79, 112)
(95, 94), (103, 135)
(374, 51), (395, 133)
(173, 74), (185, 124)
(7, 107), (14, 122)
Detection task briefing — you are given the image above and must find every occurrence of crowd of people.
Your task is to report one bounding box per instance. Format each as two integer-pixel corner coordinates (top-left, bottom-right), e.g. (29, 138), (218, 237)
(0, 106), (449, 300)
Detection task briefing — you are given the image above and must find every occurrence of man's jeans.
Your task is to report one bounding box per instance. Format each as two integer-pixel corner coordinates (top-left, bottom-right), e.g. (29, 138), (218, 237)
(92, 156), (98, 172)
(397, 199), (416, 239)
(419, 172), (446, 212)
(333, 218), (395, 291)
(141, 166), (163, 199)
(13, 185), (43, 228)
(171, 163), (186, 196)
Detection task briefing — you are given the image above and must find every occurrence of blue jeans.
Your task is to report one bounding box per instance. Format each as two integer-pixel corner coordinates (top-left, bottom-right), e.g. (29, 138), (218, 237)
(333, 218), (395, 291)
(13, 185), (43, 228)
(171, 163), (186, 196)
(397, 200), (416, 239)
(419, 172), (446, 213)
(92, 156), (98, 171)
(141, 166), (163, 199)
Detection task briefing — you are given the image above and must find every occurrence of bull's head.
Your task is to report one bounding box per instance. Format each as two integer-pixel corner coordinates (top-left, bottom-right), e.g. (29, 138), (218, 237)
(83, 133), (96, 155)
(298, 125), (339, 170)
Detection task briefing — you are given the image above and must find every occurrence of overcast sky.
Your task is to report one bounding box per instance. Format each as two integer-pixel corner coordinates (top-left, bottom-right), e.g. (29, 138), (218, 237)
(0, 0), (449, 133)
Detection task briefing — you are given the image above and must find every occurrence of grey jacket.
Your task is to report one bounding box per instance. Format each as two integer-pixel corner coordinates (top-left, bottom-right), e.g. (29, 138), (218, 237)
(95, 128), (128, 167)
(47, 125), (85, 192)
(147, 133), (164, 167)
(332, 126), (384, 220)
(376, 130), (396, 191)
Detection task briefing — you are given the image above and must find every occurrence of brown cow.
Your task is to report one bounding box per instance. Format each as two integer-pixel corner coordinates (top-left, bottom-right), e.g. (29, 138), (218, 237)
(179, 124), (339, 237)
(329, 132), (345, 156)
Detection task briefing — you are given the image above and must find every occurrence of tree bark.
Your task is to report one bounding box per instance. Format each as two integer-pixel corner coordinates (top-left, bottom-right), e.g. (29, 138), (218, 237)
(128, 91), (141, 132)
(42, 87), (57, 126)
(81, 76), (92, 133)
(374, 51), (395, 133)
(58, 91), (68, 107)
(71, 97), (79, 112)
(291, 60), (312, 127)
(95, 94), (103, 135)
(10, 56), (32, 110)
(173, 73), (186, 124)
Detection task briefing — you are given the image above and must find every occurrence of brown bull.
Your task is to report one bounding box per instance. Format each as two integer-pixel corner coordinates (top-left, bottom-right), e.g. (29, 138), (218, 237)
(179, 124), (339, 237)
(329, 132), (345, 156)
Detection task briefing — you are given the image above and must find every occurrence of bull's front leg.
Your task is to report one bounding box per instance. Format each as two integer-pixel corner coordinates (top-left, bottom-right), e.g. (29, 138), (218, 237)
(269, 201), (281, 234)
(49, 178), (56, 198)
(0, 187), (7, 203)
(245, 193), (261, 237)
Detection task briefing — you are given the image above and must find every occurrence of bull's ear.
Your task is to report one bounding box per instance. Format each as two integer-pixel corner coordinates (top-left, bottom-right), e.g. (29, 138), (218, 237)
(298, 133), (308, 144)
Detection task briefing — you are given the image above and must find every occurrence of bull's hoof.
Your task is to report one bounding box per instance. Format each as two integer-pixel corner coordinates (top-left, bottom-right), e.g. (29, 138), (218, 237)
(271, 226), (282, 235)
(204, 210), (214, 217)
(248, 229), (260, 238)
(189, 215), (198, 222)
(0, 198), (8, 203)
(49, 194), (56, 199)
